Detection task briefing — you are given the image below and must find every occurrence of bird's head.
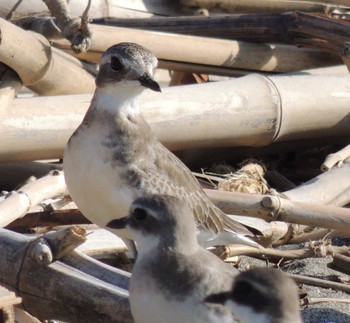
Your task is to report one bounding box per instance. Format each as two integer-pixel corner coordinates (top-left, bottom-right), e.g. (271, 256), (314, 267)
(96, 42), (161, 93)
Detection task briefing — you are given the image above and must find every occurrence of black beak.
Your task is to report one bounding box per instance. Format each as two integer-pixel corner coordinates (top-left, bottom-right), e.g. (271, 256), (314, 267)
(106, 217), (129, 229)
(138, 73), (161, 92)
(204, 292), (230, 305)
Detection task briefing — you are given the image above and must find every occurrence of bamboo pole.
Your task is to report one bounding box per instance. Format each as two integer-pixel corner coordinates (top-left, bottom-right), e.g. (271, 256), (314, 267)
(53, 24), (338, 73)
(180, 0), (350, 13)
(1, 0), (184, 19)
(321, 144), (350, 171)
(0, 171), (67, 228)
(0, 18), (95, 95)
(205, 189), (350, 231)
(3, 73), (350, 161)
(284, 164), (350, 206)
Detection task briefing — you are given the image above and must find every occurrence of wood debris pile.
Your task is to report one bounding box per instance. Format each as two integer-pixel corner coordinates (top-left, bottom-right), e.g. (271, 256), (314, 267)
(0, 0), (349, 322)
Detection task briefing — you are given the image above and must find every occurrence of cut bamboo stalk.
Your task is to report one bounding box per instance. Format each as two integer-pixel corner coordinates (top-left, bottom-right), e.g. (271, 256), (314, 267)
(0, 229), (132, 322)
(4, 73), (350, 161)
(0, 18), (95, 95)
(284, 164), (350, 206)
(205, 189), (350, 231)
(53, 24), (338, 73)
(0, 171), (67, 228)
(180, 0), (350, 13)
(321, 144), (350, 171)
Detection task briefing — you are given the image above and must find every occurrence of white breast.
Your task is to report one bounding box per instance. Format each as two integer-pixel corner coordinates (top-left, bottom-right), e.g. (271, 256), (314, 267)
(63, 124), (138, 237)
(130, 272), (236, 323)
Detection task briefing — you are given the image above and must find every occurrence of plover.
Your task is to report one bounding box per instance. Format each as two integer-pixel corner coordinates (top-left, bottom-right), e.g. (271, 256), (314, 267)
(63, 42), (256, 249)
(107, 195), (239, 323)
(205, 267), (303, 323)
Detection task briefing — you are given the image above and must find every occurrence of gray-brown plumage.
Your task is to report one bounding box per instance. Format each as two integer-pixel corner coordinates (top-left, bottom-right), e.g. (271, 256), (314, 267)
(107, 195), (239, 323)
(205, 267), (304, 323)
(64, 42), (257, 248)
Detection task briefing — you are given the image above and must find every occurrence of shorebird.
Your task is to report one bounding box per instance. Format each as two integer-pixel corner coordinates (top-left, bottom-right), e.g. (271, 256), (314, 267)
(205, 267), (303, 323)
(63, 42), (257, 249)
(107, 195), (239, 323)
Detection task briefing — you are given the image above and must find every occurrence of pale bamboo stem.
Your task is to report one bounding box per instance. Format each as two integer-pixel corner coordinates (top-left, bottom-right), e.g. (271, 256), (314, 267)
(0, 171), (67, 228)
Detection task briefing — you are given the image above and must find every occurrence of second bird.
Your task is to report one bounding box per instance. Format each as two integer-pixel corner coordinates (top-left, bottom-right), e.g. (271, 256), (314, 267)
(64, 42), (256, 249)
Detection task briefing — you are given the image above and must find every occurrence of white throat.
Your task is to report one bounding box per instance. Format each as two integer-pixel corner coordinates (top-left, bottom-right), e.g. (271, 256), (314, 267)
(94, 81), (144, 115)
(131, 230), (160, 258)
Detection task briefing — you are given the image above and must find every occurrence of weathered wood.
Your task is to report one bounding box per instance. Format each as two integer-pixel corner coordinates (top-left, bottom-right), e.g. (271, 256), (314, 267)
(331, 254), (350, 275)
(0, 18), (94, 95)
(92, 12), (350, 55)
(215, 242), (349, 262)
(6, 208), (89, 232)
(289, 273), (350, 294)
(0, 170), (67, 228)
(181, 0), (350, 13)
(284, 164), (350, 206)
(0, 229), (132, 322)
(288, 228), (350, 244)
(53, 23), (339, 73)
(205, 189), (350, 231)
(4, 73), (350, 161)
(321, 144), (350, 171)
(1, 0), (184, 19)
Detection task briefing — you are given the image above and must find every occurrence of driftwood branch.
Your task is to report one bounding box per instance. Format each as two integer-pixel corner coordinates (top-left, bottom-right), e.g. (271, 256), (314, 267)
(331, 253), (350, 275)
(214, 242), (349, 263)
(0, 228), (132, 322)
(289, 273), (350, 294)
(19, 0), (94, 53)
(0, 170), (67, 228)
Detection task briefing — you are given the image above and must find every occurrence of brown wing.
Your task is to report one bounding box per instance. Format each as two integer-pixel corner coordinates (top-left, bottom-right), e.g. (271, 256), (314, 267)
(135, 141), (250, 235)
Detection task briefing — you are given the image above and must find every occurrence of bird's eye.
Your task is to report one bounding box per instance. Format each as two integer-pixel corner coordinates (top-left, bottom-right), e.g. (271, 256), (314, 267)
(133, 207), (148, 221)
(110, 56), (123, 71)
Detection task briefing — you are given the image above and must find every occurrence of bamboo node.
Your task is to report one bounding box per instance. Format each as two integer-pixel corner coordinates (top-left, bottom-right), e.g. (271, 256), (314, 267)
(261, 195), (282, 221)
(30, 238), (53, 265)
